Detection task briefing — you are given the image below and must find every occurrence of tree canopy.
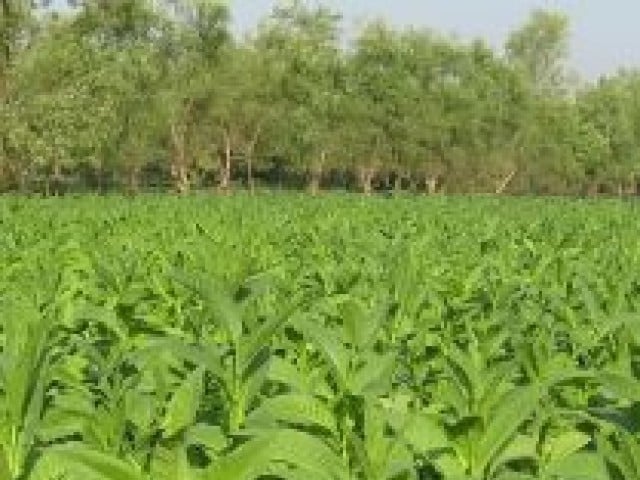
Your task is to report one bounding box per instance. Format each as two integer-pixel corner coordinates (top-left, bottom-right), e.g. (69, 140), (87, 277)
(1, 0), (639, 195)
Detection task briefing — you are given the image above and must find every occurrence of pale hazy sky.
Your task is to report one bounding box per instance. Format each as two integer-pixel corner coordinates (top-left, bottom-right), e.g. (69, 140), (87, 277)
(232, 1), (640, 79)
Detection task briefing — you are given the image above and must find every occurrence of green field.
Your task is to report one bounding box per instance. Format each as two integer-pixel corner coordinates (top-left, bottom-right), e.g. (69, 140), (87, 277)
(1, 195), (640, 480)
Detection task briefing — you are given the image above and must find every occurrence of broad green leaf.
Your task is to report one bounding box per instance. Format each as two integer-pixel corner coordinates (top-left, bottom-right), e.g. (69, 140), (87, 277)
(0, 447), (10, 480)
(150, 444), (197, 480)
(401, 412), (450, 453)
(544, 431), (592, 464)
(598, 371), (640, 402)
(31, 446), (144, 480)
(186, 424), (228, 453)
(492, 434), (538, 472)
(207, 429), (348, 480)
(475, 385), (541, 475)
(433, 452), (467, 480)
(246, 394), (337, 433)
(339, 297), (382, 351)
(297, 319), (349, 389)
(349, 352), (396, 396)
(543, 451), (609, 480)
(238, 314), (285, 379)
(598, 430), (640, 480)
(493, 473), (536, 480)
(161, 367), (204, 438)
(268, 357), (310, 392)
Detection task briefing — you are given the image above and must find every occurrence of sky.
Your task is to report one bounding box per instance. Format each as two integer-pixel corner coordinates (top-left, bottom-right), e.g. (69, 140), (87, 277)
(231, 0), (640, 79)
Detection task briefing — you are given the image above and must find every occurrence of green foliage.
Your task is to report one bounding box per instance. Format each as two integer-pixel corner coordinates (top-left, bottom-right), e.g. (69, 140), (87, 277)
(1, 194), (640, 479)
(505, 8), (571, 96)
(2, 2), (640, 195)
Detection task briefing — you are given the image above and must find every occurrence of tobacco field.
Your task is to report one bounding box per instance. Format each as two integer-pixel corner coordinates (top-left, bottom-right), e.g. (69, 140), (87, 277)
(1, 194), (640, 480)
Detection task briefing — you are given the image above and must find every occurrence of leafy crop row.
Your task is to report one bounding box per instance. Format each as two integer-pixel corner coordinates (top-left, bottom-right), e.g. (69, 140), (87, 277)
(1, 195), (639, 479)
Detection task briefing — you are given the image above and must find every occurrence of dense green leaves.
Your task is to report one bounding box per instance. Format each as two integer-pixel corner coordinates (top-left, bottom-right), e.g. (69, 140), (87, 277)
(2, 2), (640, 195)
(1, 194), (640, 478)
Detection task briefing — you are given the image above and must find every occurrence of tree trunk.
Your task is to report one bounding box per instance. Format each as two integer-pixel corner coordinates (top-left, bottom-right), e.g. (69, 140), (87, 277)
(245, 127), (261, 195)
(308, 152), (325, 196)
(219, 130), (232, 193)
(359, 166), (375, 196)
(19, 169), (27, 194)
(0, 159), (6, 193)
(424, 176), (437, 195)
(170, 124), (189, 194)
(127, 167), (140, 196)
(309, 169), (321, 196)
(247, 155), (254, 194)
(171, 164), (189, 195)
(52, 163), (62, 196)
(394, 174), (402, 193)
(97, 164), (104, 195)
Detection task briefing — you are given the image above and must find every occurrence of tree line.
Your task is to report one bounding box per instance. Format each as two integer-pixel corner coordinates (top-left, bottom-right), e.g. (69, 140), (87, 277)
(1, 0), (640, 196)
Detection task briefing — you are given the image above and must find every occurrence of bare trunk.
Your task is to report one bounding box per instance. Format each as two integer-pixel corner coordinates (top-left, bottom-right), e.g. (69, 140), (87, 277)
(309, 170), (321, 196)
(247, 156), (254, 194)
(394, 174), (402, 193)
(52, 163), (62, 196)
(96, 164), (105, 195)
(425, 176), (437, 195)
(170, 124), (189, 194)
(19, 169), (27, 194)
(245, 126), (261, 195)
(358, 166), (375, 196)
(127, 167), (140, 196)
(220, 130), (232, 193)
(308, 152), (325, 196)
(171, 164), (189, 195)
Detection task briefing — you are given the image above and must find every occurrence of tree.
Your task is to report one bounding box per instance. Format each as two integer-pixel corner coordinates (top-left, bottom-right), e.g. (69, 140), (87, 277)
(577, 71), (640, 194)
(393, 29), (450, 194)
(2, 1), (640, 196)
(1, 0), (35, 95)
(344, 21), (408, 195)
(505, 9), (570, 96)
(72, 0), (172, 193)
(257, 0), (343, 194)
(209, 43), (275, 192)
(2, 16), (119, 193)
(1, 0), (35, 188)
(158, 0), (231, 193)
(2, 1), (171, 194)
(442, 39), (529, 194)
(504, 9), (581, 194)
